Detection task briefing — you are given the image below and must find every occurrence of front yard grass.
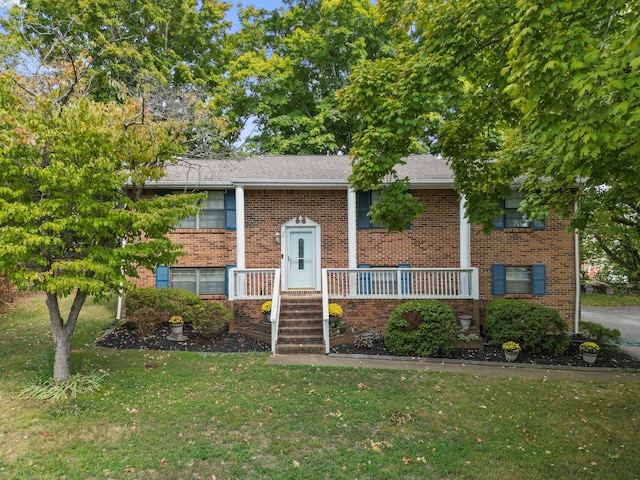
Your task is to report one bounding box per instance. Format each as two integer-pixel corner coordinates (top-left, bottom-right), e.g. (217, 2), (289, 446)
(581, 293), (640, 306)
(1, 293), (639, 479)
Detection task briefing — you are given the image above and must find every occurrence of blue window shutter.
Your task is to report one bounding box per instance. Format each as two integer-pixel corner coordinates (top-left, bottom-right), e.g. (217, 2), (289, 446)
(493, 199), (505, 230)
(532, 216), (546, 230)
(492, 264), (506, 295)
(398, 263), (412, 294)
(156, 265), (170, 288)
(225, 264), (236, 296)
(532, 264), (546, 295)
(358, 263), (371, 294)
(357, 191), (371, 229)
(225, 190), (236, 230)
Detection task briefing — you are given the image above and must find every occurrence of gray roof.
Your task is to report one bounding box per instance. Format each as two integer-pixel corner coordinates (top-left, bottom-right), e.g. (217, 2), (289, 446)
(153, 154), (454, 189)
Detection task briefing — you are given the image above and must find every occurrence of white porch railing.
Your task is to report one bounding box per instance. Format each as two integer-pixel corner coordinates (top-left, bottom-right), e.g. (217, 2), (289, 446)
(230, 267), (479, 355)
(228, 268), (279, 300)
(323, 268), (480, 300)
(228, 268), (281, 353)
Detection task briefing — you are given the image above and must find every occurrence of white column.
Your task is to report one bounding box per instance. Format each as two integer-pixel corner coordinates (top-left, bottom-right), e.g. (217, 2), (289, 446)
(235, 185), (245, 269)
(459, 194), (471, 269)
(347, 188), (357, 269)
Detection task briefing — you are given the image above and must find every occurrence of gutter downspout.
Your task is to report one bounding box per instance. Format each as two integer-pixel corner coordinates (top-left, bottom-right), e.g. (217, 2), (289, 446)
(574, 217), (581, 335)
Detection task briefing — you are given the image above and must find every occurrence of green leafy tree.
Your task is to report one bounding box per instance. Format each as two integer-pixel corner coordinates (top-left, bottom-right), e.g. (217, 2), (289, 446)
(340, 0), (640, 236)
(579, 185), (640, 288)
(215, 0), (390, 154)
(0, 2), (236, 382)
(1, 0), (235, 156)
(0, 69), (203, 381)
(1, 0), (231, 97)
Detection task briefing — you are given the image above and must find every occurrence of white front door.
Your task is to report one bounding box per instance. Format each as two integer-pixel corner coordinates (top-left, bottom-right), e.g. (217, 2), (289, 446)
(287, 229), (316, 289)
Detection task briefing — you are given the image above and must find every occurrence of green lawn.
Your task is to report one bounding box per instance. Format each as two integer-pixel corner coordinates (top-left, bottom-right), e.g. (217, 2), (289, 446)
(581, 293), (640, 306)
(1, 293), (639, 479)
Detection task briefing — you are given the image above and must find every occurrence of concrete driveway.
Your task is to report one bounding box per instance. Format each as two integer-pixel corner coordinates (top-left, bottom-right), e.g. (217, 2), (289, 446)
(581, 306), (640, 359)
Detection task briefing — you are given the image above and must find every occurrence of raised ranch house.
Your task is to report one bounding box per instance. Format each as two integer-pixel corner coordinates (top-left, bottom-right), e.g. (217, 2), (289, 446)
(133, 155), (580, 354)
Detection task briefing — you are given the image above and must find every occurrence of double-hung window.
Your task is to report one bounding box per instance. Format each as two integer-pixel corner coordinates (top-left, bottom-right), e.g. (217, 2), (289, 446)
(494, 192), (545, 230)
(492, 264), (546, 295)
(173, 190), (237, 230)
(177, 191), (225, 229)
(358, 191), (404, 229)
(158, 267), (226, 295)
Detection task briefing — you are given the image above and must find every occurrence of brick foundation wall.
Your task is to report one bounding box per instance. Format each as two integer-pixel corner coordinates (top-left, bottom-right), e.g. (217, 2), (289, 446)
(334, 298), (478, 334)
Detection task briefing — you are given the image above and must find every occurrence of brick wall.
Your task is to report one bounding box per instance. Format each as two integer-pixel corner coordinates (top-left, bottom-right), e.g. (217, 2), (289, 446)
(332, 298), (478, 334)
(244, 189), (349, 268)
(134, 187), (577, 329)
(357, 189), (460, 267)
(472, 214), (577, 327)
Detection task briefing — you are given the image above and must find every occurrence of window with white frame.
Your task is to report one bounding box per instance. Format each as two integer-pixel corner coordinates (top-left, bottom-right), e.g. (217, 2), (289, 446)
(504, 192), (530, 228)
(170, 268), (225, 295)
(505, 266), (531, 294)
(494, 191), (546, 230)
(177, 191), (225, 229)
(492, 264), (546, 296)
(357, 191), (387, 229)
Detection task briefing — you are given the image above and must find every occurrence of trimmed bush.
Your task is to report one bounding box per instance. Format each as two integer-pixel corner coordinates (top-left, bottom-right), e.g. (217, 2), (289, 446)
(384, 300), (456, 357)
(125, 288), (203, 336)
(193, 302), (232, 340)
(484, 300), (570, 355)
(579, 321), (621, 347)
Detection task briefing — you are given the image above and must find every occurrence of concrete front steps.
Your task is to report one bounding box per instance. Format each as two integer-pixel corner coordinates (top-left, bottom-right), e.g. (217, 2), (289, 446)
(275, 295), (325, 354)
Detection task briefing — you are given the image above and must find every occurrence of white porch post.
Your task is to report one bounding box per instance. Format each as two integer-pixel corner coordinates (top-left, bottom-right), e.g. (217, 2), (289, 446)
(460, 194), (472, 298)
(459, 194), (471, 269)
(347, 188), (357, 269)
(347, 188), (358, 297)
(235, 185), (246, 269)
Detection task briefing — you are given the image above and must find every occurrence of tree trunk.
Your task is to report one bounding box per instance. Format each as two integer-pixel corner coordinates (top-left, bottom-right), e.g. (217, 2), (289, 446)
(52, 327), (73, 382)
(47, 291), (87, 382)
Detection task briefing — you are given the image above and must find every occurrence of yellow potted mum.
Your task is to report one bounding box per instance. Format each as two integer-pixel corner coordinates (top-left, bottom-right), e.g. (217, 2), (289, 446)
(261, 300), (272, 322)
(579, 342), (600, 365)
(167, 315), (186, 340)
(502, 341), (521, 361)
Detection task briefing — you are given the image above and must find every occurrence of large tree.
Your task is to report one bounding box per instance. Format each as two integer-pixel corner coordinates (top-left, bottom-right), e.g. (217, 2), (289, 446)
(215, 0), (391, 154)
(340, 0), (640, 238)
(2, 0), (232, 97)
(0, 1), (235, 381)
(0, 69), (203, 381)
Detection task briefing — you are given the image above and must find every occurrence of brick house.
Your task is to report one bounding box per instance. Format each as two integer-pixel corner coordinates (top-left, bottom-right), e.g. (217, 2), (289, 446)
(137, 155), (580, 353)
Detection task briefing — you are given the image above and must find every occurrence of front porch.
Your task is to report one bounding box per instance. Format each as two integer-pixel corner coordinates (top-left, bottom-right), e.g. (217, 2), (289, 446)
(229, 267), (480, 354)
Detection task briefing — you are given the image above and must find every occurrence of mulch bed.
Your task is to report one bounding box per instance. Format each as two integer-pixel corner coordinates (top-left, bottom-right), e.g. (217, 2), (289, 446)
(95, 322), (640, 369)
(95, 322), (271, 353)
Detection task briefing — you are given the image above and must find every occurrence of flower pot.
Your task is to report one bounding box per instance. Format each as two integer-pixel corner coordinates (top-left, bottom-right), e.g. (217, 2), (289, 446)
(459, 315), (472, 328)
(582, 352), (598, 365)
(504, 351), (519, 362)
(167, 324), (187, 341)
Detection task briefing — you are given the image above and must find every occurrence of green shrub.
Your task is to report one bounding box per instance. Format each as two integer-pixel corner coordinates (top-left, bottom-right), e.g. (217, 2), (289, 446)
(484, 300), (570, 355)
(125, 288), (203, 336)
(384, 300), (456, 357)
(579, 321), (621, 347)
(192, 302), (232, 340)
